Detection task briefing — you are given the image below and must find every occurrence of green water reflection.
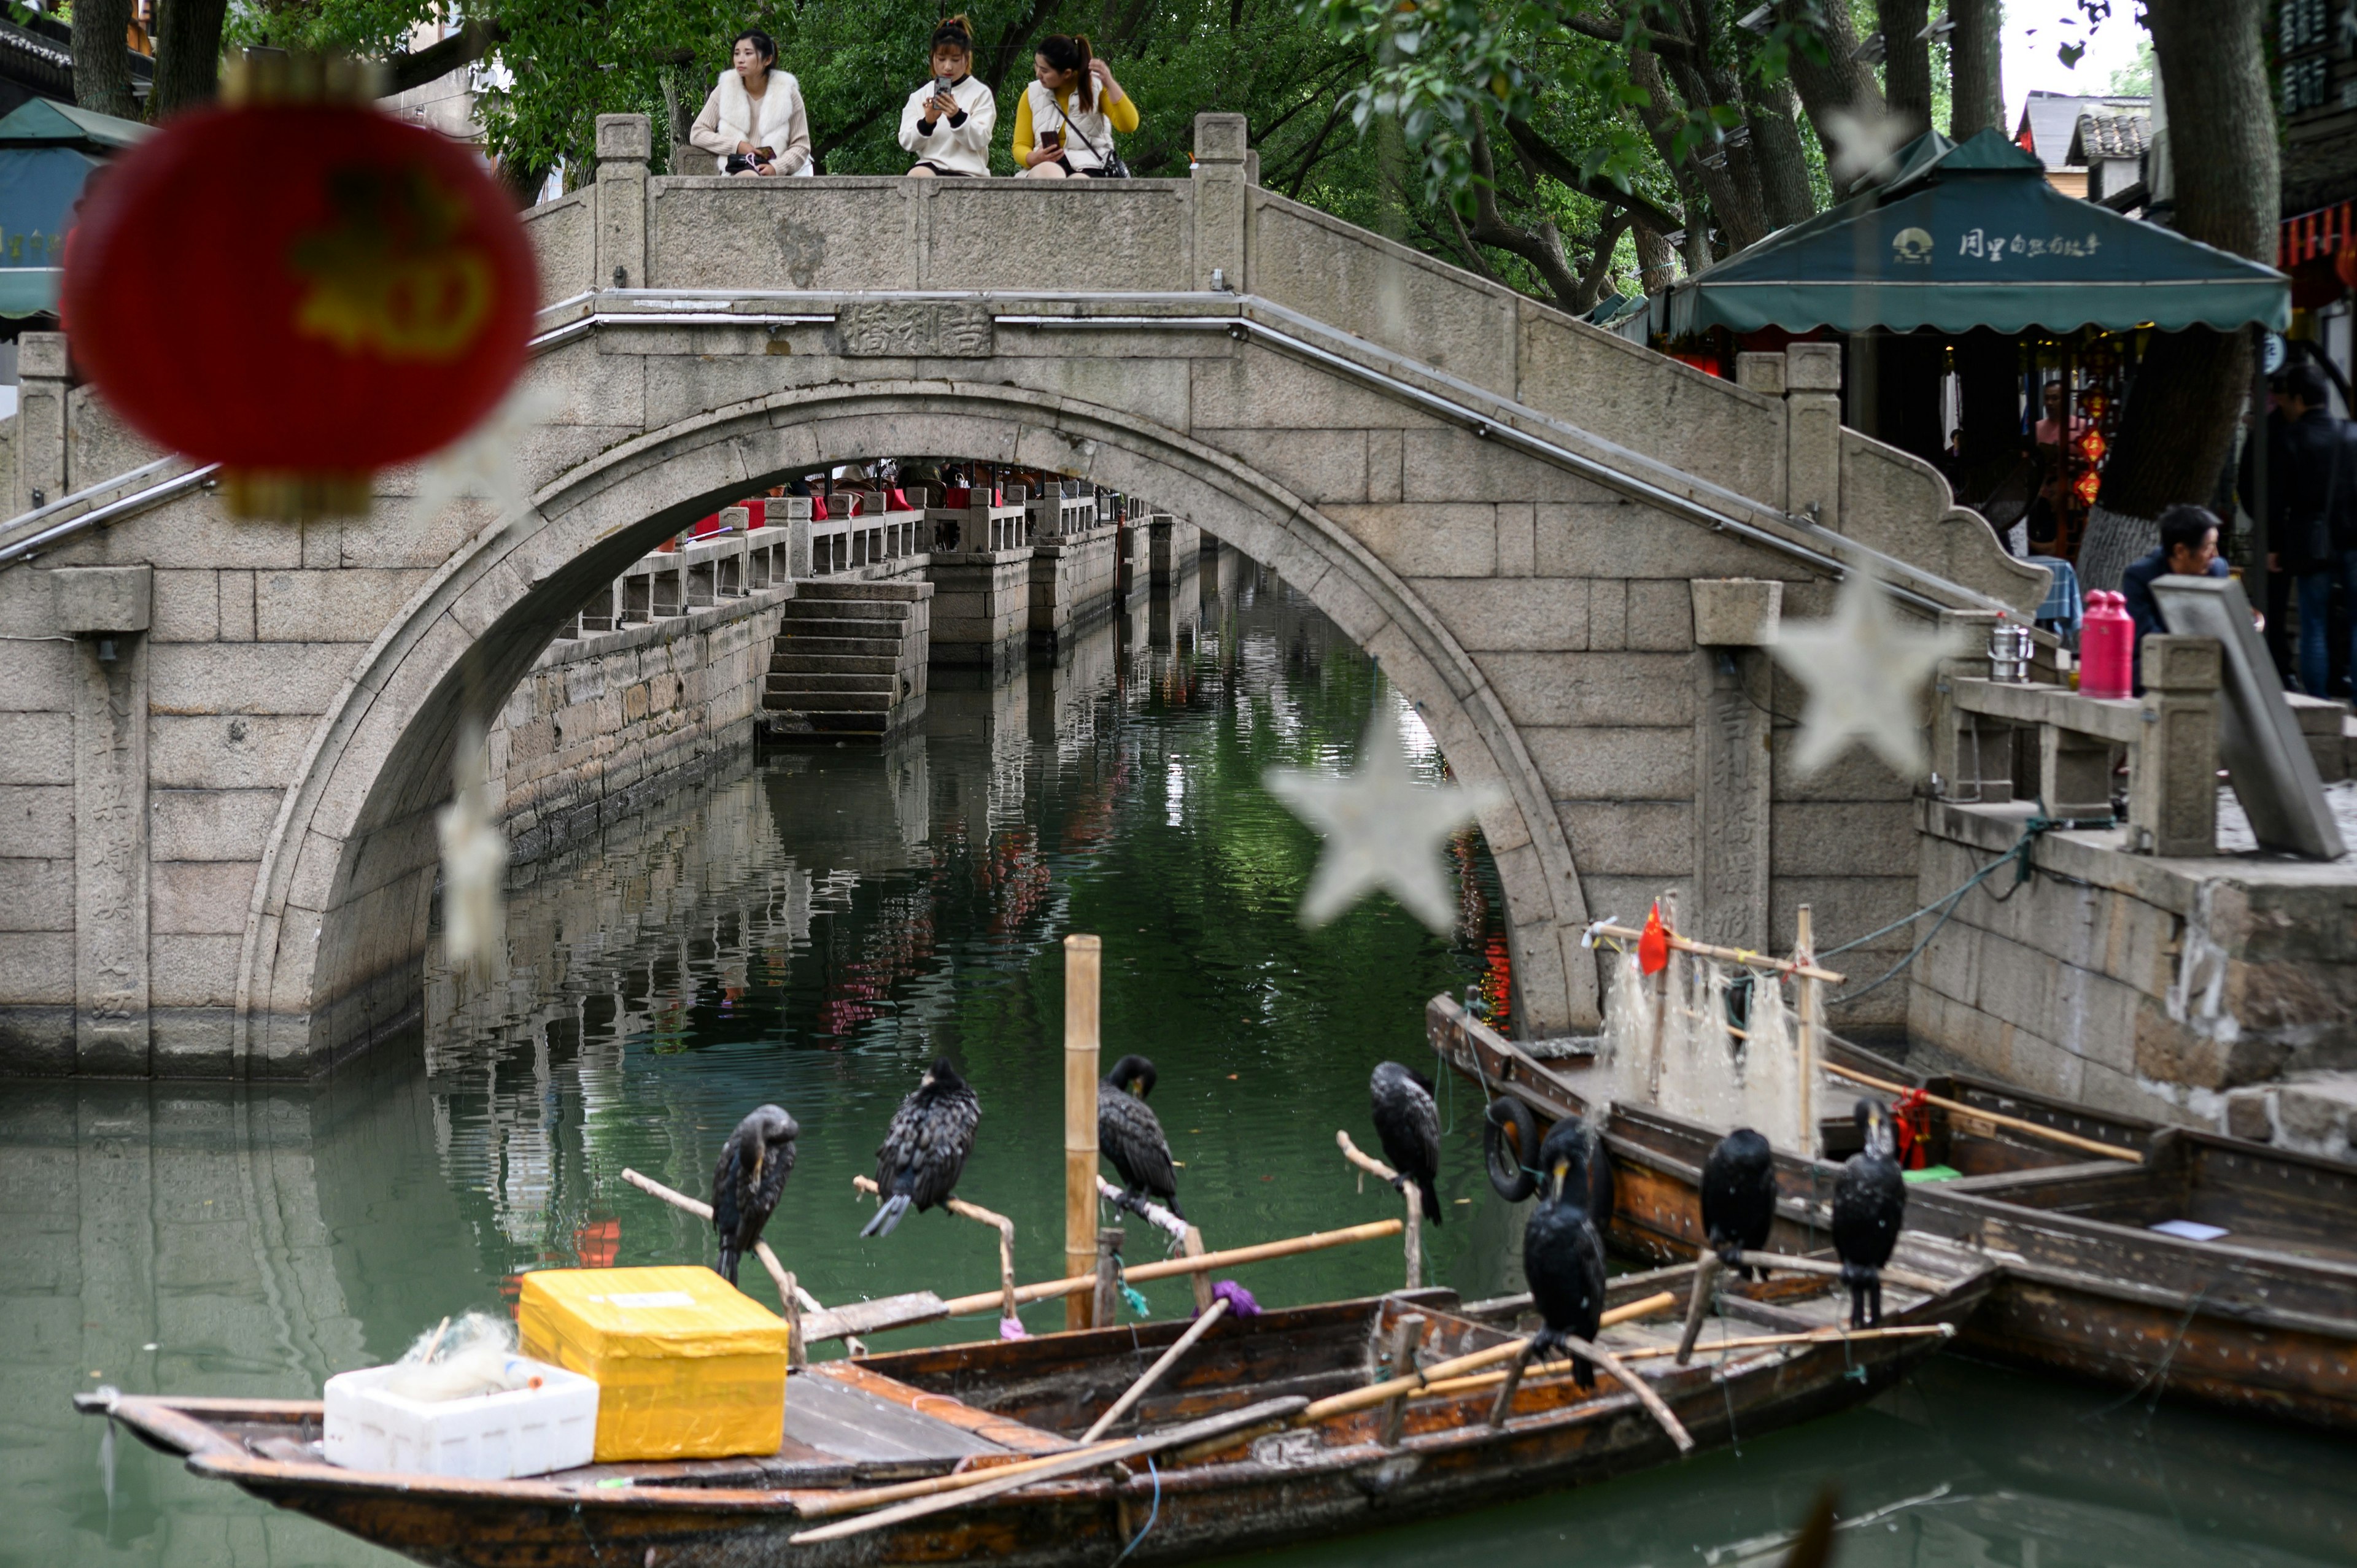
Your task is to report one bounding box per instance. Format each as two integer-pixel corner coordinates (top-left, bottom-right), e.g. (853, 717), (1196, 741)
(3, 558), (2348, 1567)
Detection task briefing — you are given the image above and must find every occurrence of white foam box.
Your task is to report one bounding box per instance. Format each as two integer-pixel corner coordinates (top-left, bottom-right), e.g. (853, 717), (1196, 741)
(323, 1358), (600, 1478)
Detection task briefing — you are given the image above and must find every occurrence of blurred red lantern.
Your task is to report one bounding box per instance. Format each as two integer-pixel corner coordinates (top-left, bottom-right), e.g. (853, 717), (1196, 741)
(2337, 242), (2357, 293)
(63, 60), (535, 518)
(1638, 902), (1670, 976)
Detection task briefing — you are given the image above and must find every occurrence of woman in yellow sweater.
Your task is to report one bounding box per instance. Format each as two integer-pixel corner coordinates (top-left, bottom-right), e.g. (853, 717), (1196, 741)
(1012, 36), (1137, 178)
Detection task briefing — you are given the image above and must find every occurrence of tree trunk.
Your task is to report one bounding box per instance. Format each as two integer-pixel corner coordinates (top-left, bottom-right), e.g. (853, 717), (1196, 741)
(1877, 0), (1933, 142)
(1775, 0), (1886, 148)
(1635, 224), (1678, 293)
(1748, 75), (1816, 230)
(1947, 0), (2003, 141)
(73, 0), (139, 121)
(2076, 0), (2277, 589)
(149, 0), (230, 121)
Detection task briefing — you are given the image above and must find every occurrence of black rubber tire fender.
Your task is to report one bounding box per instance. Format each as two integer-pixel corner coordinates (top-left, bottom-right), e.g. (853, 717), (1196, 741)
(1482, 1095), (1541, 1202)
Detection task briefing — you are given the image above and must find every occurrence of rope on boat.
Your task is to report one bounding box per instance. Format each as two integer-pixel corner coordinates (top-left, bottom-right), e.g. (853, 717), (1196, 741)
(1820, 817), (2059, 1005)
(1112, 1458), (1163, 1566)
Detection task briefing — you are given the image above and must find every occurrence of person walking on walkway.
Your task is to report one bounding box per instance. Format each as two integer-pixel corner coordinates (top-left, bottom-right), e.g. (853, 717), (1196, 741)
(689, 30), (810, 176)
(1012, 36), (1136, 179)
(902, 16), (997, 177)
(2243, 362), (2357, 700)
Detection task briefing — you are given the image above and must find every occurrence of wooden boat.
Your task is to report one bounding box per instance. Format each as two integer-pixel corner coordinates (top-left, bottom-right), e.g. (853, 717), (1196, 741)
(75, 1245), (1990, 1567)
(1430, 993), (2357, 1433)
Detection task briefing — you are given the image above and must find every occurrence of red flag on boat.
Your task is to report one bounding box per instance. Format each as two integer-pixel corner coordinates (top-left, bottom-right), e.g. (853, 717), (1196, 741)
(1638, 902), (1669, 975)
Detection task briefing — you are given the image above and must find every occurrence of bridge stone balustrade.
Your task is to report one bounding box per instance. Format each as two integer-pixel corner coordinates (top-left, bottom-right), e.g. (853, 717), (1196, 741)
(0, 112), (2049, 1078)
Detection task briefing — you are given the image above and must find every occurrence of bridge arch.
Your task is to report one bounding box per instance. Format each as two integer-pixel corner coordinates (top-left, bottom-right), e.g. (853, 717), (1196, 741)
(247, 375), (1593, 1068)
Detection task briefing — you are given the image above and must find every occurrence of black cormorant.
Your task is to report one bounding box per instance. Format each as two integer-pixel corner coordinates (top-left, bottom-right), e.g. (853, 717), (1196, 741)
(1523, 1117), (1608, 1390)
(1368, 1061), (1443, 1226)
(711, 1104), (799, 1286)
(1100, 1054), (1182, 1218)
(1831, 1099), (1906, 1328)
(1700, 1127), (1776, 1279)
(860, 1059), (981, 1238)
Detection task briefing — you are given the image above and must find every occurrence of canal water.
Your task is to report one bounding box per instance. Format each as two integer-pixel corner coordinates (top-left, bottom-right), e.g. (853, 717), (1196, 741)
(4, 553), (2348, 1567)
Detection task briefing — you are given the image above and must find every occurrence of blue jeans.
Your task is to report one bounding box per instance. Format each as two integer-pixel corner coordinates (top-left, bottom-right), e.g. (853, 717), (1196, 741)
(2296, 549), (2357, 698)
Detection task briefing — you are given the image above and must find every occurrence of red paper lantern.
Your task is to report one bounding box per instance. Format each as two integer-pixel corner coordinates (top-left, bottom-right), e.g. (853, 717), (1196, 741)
(63, 73), (535, 518)
(2337, 242), (2357, 293)
(1638, 902), (1670, 976)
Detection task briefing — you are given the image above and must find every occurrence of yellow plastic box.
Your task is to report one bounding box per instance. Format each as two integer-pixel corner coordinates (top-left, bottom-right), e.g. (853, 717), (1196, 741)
(517, 1265), (789, 1462)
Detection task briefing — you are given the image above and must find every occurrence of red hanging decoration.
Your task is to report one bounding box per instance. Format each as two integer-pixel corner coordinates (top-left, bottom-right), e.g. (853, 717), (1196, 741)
(2338, 242), (2357, 293)
(1637, 901), (1670, 976)
(1892, 1088), (1933, 1170)
(61, 56), (536, 519)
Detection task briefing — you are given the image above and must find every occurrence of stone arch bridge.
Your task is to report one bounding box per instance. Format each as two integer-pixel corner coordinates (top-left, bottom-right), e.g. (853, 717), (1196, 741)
(0, 112), (2045, 1078)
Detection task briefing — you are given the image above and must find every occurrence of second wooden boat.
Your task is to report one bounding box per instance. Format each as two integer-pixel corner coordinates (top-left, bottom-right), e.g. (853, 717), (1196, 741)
(1430, 993), (2357, 1433)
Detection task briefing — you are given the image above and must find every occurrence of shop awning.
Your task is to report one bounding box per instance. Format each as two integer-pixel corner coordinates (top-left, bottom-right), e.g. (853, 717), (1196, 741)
(1651, 129), (2288, 338)
(0, 266), (59, 317)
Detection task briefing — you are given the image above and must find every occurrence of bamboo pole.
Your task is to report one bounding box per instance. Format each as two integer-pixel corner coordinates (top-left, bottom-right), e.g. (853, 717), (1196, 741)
(1794, 905), (1819, 1150)
(1425, 1323), (1958, 1401)
(1646, 892), (1678, 1103)
(854, 1176), (1021, 1322)
(788, 1397), (1303, 1542)
(1336, 1130), (1420, 1289)
(1584, 923), (1845, 985)
(1293, 1290), (1679, 1423)
(1819, 1062), (2143, 1164)
(937, 1218), (1404, 1318)
(1079, 1297), (1232, 1444)
(1727, 1249), (1956, 1296)
(1066, 934), (1102, 1331)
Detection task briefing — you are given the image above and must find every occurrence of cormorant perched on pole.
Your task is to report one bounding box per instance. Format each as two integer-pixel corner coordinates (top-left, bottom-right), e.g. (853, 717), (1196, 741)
(1368, 1061), (1443, 1226)
(1832, 1099), (1906, 1328)
(1523, 1117), (1608, 1391)
(1700, 1127), (1776, 1280)
(1099, 1054), (1182, 1218)
(711, 1104), (799, 1286)
(860, 1059), (981, 1238)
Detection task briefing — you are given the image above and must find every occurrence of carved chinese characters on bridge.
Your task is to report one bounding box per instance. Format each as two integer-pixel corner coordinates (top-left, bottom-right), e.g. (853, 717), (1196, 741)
(834, 301), (995, 358)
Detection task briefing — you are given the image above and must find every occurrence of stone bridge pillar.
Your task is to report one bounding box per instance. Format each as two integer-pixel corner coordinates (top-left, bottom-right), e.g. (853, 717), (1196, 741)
(1191, 114), (1249, 293)
(595, 114), (651, 290)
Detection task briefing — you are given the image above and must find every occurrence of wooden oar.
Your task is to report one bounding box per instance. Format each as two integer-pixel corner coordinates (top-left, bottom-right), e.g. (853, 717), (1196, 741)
(1429, 1323), (1958, 1399)
(1080, 1298), (1231, 1443)
(1821, 1062), (2142, 1164)
(788, 1396), (1308, 1544)
(1732, 1249), (1951, 1296)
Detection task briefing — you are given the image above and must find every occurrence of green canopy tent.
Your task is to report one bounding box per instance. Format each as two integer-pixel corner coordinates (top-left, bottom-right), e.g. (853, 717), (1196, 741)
(1644, 130), (2288, 552)
(1649, 129), (2288, 338)
(0, 99), (148, 323)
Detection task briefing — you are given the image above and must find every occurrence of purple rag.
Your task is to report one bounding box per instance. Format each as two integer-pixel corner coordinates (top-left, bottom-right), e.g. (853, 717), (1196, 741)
(1200, 1280), (1260, 1319)
(999, 1316), (1030, 1340)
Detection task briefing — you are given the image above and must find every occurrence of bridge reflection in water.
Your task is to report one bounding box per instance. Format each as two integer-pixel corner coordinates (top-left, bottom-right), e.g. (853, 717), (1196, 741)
(9, 560), (2345, 1568)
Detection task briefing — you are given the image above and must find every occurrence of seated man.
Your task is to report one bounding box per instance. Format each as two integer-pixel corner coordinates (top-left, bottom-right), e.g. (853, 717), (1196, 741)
(2119, 503), (2231, 691)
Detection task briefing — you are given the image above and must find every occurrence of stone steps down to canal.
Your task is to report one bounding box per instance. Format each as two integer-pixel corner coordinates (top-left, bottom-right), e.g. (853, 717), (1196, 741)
(763, 580), (931, 740)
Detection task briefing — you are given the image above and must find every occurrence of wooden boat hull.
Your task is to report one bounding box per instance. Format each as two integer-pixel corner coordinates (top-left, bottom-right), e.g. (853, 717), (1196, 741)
(85, 1267), (1987, 1568)
(1428, 995), (2357, 1434)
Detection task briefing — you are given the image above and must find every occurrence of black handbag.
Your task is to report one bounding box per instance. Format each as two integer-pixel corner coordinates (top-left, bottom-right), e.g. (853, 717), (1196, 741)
(1054, 101), (1131, 179)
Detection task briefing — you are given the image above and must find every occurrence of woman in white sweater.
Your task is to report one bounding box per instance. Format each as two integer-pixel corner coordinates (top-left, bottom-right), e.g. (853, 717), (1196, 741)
(900, 15), (997, 177)
(689, 31), (811, 176)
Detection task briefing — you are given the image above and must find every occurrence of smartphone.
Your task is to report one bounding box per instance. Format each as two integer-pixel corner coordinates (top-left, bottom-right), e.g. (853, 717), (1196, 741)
(1039, 128), (1062, 150)
(933, 74), (952, 98)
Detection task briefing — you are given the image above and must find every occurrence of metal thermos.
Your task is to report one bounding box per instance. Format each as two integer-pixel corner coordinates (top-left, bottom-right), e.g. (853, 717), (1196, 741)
(1987, 619), (2032, 682)
(2078, 590), (2134, 698)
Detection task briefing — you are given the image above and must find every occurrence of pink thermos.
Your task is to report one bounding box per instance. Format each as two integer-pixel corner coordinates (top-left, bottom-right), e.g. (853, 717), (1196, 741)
(2080, 590), (2134, 699)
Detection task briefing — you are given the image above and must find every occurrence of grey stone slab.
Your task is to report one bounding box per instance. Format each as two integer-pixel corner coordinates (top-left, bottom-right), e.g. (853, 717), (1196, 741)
(150, 715), (318, 791)
(0, 709), (71, 785)
(1410, 577), (1587, 651)
(0, 784), (72, 857)
(150, 570), (222, 643)
(1524, 725), (1690, 800)
(149, 644), (355, 716)
(150, 790), (284, 862)
(153, 860), (261, 935)
(1554, 800), (1691, 877)
(1475, 652), (1693, 728)
(254, 570), (430, 644)
(0, 858), (71, 931)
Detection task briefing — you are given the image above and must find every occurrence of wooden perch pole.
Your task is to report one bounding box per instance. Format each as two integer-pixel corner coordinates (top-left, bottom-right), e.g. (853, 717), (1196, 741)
(937, 1218), (1403, 1318)
(854, 1175), (1021, 1322)
(1819, 1062), (2143, 1164)
(1066, 933), (1102, 1331)
(1336, 1130), (1420, 1289)
(1295, 1290), (1679, 1423)
(1795, 905), (1819, 1151)
(621, 1166), (850, 1358)
(1584, 922), (1845, 985)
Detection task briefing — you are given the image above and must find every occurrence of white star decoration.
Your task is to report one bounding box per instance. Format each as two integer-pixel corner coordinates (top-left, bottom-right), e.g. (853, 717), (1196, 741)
(1264, 705), (1504, 935)
(411, 383), (563, 532)
(1771, 561), (1965, 779)
(436, 723), (508, 971)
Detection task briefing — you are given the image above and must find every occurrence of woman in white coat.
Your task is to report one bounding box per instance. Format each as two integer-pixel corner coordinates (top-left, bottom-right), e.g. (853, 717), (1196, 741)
(690, 31), (812, 176)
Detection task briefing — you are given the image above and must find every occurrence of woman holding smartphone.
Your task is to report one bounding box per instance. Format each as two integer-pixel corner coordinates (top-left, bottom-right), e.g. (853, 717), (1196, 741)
(1013, 36), (1136, 179)
(901, 15), (997, 177)
(689, 30), (811, 176)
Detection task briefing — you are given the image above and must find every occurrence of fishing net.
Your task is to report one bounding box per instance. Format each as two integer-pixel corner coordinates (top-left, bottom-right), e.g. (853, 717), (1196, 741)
(1600, 943), (1806, 1153)
(379, 1312), (539, 1403)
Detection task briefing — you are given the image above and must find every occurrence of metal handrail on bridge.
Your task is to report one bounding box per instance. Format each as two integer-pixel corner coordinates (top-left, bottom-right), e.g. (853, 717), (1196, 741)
(0, 289), (2027, 623)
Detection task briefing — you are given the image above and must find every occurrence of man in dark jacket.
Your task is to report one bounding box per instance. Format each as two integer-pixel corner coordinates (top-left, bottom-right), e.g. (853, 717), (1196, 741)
(2119, 504), (2230, 691)
(2239, 362), (2357, 698)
